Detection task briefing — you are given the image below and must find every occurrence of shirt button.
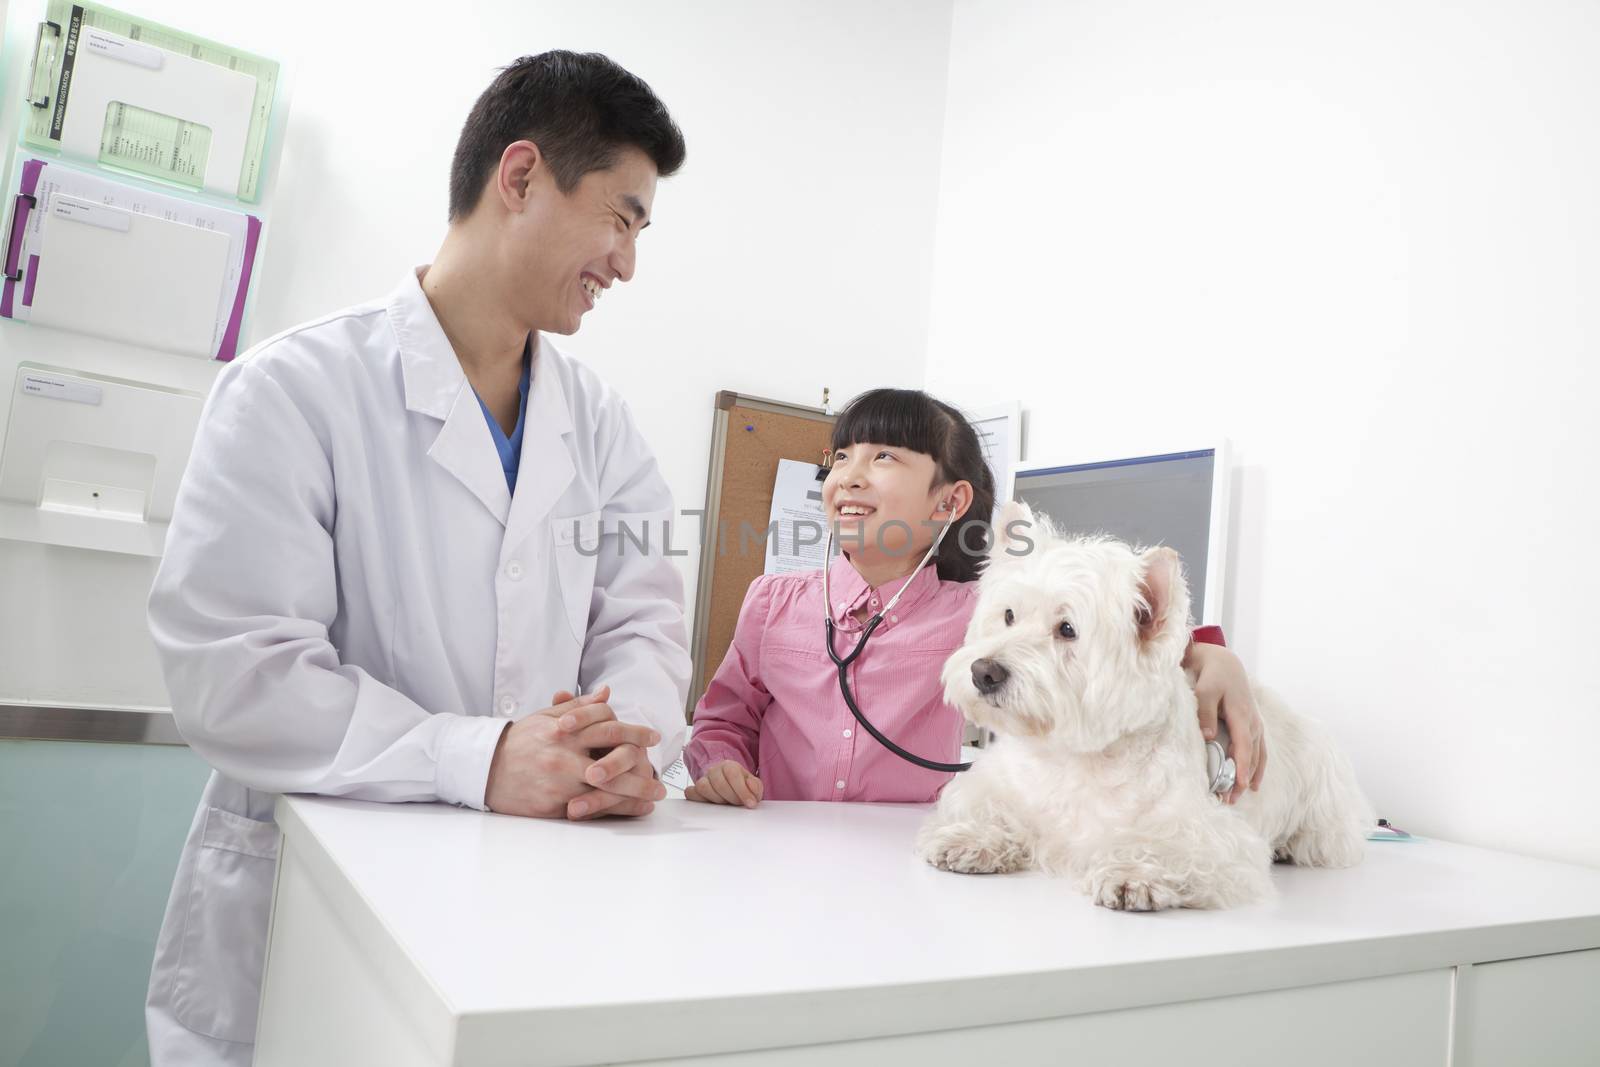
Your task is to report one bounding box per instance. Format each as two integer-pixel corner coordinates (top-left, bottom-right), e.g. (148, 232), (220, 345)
(835, 780), (846, 790)
(890, 615), (898, 623)
(505, 561), (524, 580)
(498, 695), (517, 715)
(842, 729), (852, 739)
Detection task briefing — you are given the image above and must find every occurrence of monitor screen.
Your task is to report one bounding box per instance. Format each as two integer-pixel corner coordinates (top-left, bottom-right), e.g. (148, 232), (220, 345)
(1012, 449), (1217, 621)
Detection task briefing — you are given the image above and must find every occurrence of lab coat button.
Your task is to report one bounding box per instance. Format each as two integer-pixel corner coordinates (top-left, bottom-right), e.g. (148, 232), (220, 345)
(498, 695), (517, 715)
(505, 561), (524, 580)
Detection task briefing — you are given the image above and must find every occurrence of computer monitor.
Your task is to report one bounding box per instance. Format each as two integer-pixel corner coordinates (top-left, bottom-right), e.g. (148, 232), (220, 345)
(1007, 443), (1230, 625)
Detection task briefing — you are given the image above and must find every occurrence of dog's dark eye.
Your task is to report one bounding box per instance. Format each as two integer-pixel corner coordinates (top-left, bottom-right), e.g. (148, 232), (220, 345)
(1057, 620), (1077, 640)
(1004, 608), (1014, 626)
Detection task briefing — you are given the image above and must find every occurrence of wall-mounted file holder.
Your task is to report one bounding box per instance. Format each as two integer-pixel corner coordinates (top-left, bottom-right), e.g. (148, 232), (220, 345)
(0, 362), (203, 556)
(1, 156), (262, 360)
(20, 1), (280, 202)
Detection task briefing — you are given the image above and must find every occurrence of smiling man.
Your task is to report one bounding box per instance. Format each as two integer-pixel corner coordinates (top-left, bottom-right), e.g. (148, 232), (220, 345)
(144, 52), (690, 1066)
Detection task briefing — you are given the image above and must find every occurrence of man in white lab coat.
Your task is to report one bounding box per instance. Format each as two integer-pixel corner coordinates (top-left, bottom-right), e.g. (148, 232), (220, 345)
(144, 52), (691, 1065)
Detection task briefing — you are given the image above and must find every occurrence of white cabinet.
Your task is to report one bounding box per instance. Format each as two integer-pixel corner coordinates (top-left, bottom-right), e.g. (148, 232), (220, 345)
(630, 970), (1454, 1066)
(1455, 949), (1600, 1067)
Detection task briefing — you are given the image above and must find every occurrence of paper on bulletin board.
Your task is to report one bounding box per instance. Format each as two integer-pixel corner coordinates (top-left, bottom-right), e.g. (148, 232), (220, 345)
(969, 401), (1022, 509)
(764, 458), (828, 576)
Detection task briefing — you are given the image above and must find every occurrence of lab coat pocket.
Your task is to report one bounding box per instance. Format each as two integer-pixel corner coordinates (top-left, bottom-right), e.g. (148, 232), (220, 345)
(552, 509), (603, 645)
(170, 805), (280, 1044)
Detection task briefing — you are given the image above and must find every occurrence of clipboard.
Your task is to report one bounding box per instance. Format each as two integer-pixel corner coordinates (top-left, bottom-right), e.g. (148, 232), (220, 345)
(2, 157), (262, 360)
(22, 2), (280, 202)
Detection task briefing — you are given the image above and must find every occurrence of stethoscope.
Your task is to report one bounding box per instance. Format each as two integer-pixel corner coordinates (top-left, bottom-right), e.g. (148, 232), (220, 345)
(822, 508), (973, 773)
(1205, 725), (1237, 796)
(819, 506), (1239, 794)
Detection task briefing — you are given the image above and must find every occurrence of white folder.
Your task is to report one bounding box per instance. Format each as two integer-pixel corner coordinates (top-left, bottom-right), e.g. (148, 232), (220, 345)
(58, 27), (256, 199)
(0, 363), (204, 556)
(26, 191), (231, 358)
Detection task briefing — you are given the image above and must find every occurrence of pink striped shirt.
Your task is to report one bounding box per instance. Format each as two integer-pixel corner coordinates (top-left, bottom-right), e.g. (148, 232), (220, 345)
(686, 556), (978, 803)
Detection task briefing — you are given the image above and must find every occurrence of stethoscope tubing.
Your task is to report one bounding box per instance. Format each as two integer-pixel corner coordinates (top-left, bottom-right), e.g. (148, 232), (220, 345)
(822, 517), (973, 774)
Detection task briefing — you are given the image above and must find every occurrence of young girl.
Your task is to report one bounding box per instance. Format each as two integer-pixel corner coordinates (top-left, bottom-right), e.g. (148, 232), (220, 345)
(685, 388), (991, 805)
(684, 388), (1254, 807)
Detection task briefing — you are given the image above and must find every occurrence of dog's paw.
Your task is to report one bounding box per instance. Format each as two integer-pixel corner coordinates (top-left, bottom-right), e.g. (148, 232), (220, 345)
(916, 820), (1032, 875)
(1277, 824), (1367, 869)
(1089, 870), (1184, 912)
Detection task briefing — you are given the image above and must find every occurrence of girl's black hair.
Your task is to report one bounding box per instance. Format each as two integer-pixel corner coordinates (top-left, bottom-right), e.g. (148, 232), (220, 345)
(829, 388), (996, 582)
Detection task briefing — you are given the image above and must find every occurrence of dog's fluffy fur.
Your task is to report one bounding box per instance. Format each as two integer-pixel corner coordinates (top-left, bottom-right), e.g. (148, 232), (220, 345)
(916, 502), (1372, 910)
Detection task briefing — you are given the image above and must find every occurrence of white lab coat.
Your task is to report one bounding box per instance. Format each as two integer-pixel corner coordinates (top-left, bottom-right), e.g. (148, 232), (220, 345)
(144, 268), (691, 1065)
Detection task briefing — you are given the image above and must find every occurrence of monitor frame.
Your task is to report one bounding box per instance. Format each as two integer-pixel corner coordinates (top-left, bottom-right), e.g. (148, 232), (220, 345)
(1005, 440), (1231, 626)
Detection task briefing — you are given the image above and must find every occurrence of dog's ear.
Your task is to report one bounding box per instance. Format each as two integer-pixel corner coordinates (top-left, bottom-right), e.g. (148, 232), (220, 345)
(992, 499), (1038, 564)
(1136, 546), (1191, 649)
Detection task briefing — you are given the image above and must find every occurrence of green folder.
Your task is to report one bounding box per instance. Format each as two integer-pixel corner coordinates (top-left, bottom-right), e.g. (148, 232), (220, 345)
(21, 1), (279, 201)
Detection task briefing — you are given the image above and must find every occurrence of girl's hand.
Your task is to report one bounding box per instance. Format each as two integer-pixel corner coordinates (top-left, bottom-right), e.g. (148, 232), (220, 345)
(685, 759), (764, 808)
(1184, 643), (1266, 804)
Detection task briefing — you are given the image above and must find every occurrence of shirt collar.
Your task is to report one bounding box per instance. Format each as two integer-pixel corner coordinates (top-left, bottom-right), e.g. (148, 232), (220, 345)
(825, 553), (944, 629)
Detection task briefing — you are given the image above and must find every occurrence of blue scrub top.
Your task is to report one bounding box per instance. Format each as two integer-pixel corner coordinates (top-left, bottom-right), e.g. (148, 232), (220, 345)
(472, 341), (533, 493)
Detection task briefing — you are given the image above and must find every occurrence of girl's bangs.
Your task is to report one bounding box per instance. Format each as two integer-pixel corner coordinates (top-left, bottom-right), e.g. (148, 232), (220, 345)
(829, 389), (947, 456)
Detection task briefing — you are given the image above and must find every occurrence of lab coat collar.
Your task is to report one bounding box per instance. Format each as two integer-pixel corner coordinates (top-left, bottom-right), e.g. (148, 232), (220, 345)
(521, 331), (574, 439)
(503, 332), (576, 551)
(388, 267), (575, 531)
(389, 267), (576, 437)
(826, 552), (941, 630)
(389, 267), (464, 421)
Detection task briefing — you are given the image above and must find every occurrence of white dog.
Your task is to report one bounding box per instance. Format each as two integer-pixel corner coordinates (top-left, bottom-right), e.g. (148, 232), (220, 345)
(917, 502), (1372, 910)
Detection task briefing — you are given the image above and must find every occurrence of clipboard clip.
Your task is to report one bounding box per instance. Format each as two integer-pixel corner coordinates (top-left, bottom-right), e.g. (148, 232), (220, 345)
(5, 194), (39, 283)
(26, 21), (62, 110)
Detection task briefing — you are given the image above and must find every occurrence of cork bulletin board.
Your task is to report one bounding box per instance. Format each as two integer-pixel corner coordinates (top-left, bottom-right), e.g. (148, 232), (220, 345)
(687, 391), (835, 719)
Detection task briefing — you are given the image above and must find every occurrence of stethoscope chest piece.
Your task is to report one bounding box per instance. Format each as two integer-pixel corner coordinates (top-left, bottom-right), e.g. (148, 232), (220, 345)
(1205, 723), (1237, 796)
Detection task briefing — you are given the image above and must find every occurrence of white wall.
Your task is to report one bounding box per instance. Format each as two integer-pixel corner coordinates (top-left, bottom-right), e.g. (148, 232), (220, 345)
(0, 0), (954, 704)
(925, 0), (1600, 866)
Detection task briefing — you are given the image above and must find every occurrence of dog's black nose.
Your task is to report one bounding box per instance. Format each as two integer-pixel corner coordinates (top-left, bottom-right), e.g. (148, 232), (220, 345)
(971, 658), (1010, 695)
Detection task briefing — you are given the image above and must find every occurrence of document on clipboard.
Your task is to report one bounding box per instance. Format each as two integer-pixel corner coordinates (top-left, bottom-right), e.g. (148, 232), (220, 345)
(1, 157), (262, 360)
(22, 1), (279, 201)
